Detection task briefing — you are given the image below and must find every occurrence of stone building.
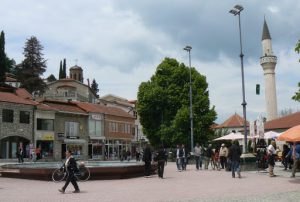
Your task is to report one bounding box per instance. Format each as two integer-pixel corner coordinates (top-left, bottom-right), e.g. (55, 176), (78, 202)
(0, 88), (36, 159)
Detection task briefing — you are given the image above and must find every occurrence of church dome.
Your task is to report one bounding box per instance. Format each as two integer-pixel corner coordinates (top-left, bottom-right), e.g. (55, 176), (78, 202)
(69, 65), (83, 70)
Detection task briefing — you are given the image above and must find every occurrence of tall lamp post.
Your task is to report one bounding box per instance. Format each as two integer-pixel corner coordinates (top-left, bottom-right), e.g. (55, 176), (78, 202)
(183, 45), (194, 152)
(229, 5), (248, 153)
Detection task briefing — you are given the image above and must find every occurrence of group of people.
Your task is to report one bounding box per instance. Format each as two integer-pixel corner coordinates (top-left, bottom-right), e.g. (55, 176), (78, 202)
(267, 141), (300, 177)
(16, 145), (42, 163)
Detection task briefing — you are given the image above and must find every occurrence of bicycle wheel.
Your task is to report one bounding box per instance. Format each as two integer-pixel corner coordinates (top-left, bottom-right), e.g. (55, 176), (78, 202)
(52, 168), (68, 182)
(75, 166), (90, 181)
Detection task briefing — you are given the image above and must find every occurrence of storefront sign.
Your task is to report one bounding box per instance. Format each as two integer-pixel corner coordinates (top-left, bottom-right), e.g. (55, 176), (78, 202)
(41, 134), (54, 141)
(91, 114), (103, 120)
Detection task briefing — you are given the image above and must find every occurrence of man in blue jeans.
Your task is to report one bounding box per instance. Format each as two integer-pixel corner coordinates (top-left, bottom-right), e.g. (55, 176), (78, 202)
(228, 140), (242, 178)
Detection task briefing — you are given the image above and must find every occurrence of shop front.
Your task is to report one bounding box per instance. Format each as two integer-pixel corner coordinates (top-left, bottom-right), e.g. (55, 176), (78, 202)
(104, 139), (131, 160)
(62, 139), (86, 159)
(35, 133), (54, 159)
(88, 136), (105, 160)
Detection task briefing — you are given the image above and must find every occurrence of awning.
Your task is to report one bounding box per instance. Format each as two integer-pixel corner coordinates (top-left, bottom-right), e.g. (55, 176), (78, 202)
(63, 139), (86, 144)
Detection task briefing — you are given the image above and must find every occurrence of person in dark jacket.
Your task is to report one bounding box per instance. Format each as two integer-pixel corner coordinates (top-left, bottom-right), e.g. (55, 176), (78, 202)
(156, 145), (167, 178)
(228, 140), (242, 178)
(143, 144), (152, 177)
(59, 150), (80, 193)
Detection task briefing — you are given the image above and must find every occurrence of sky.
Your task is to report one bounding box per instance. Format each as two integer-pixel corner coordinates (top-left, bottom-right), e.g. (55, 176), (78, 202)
(1, 0), (300, 123)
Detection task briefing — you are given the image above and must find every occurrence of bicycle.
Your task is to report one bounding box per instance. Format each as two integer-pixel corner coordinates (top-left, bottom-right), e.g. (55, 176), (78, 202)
(52, 161), (90, 182)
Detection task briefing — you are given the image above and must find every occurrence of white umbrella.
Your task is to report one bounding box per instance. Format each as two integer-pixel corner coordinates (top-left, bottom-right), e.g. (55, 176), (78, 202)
(213, 132), (246, 141)
(254, 131), (280, 139)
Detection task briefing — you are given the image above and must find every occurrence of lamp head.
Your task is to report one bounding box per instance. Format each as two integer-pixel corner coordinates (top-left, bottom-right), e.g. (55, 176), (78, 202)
(183, 45), (192, 52)
(229, 4), (243, 16)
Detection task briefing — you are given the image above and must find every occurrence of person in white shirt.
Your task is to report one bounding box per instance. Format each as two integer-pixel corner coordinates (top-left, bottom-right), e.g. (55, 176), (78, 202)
(267, 140), (276, 177)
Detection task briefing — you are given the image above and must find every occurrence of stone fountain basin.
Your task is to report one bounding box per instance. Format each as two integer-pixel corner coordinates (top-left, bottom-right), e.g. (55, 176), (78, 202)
(0, 161), (157, 181)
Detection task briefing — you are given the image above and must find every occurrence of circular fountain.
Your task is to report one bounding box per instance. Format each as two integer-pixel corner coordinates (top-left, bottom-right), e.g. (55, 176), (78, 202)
(0, 161), (157, 180)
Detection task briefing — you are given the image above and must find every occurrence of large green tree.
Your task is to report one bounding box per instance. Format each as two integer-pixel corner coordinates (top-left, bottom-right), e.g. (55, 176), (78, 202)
(91, 78), (99, 98)
(137, 58), (217, 148)
(17, 36), (47, 93)
(0, 31), (6, 84)
(292, 39), (300, 101)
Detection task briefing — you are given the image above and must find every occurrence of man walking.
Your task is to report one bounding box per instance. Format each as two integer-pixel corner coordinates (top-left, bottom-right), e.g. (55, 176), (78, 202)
(267, 140), (276, 177)
(175, 144), (183, 171)
(194, 143), (202, 170)
(228, 140), (242, 178)
(156, 145), (167, 178)
(143, 144), (152, 177)
(59, 150), (80, 193)
(289, 142), (300, 178)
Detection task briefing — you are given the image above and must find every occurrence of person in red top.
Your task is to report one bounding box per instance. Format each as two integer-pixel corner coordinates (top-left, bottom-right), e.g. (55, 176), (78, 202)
(213, 148), (220, 170)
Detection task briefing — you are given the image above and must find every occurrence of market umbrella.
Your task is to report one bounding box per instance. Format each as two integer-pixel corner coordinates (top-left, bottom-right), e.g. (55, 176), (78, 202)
(277, 125), (300, 142)
(254, 131), (280, 139)
(213, 132), (246, 141)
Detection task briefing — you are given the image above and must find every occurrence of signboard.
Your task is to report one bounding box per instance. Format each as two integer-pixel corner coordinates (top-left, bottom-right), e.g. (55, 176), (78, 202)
(41, 134), (54, 141)
(91, 114), (103, 120)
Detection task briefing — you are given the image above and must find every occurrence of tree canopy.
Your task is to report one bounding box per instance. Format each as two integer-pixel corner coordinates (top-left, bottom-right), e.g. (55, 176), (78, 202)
(16, 36), (47, 94)
(137, 58), (217, 149)
(0, 31), (6, 84)
(91, 78), (99, 98)
(47, 74), (57, 82)
(292, 40), (300, 102)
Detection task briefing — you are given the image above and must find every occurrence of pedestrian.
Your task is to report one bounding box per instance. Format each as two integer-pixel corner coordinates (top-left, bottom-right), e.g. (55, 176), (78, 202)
(281, 144), (290, 170)
(143, 144), (152, 177)
(194, 143), (202, 170)
(267, 140), (276, 177)
(213, 147), (220, 171)
(156, 145), (167, 179)
(181, 144), (187, 170)
(228, 140), (242, 178)
(18, 147), (24, 163)
(31, 150), (37, 163)
(136, 149), (140, 161)
(204, 144), (213, 170)
(219, 143), (228, 169)
(175, 144), (183, 171)
(58, 150), (80, 193)
(126, 150), (131, 161)
(288, 142), (300, 178)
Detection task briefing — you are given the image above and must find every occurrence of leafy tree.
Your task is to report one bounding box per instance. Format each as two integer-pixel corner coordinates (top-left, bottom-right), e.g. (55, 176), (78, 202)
(0, 31), (6, 84)
(62, 58), (67, 78)
(17, 36), (47, 93)
(292, 40), (300, 101)
(59, 60), (63, 79)
(47, 74), (57, 82)
(91, 78), (99, 98)
(137, 57), (217, 148)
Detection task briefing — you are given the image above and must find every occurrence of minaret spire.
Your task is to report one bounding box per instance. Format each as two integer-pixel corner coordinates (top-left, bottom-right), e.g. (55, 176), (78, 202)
(260, 17), (278, 121)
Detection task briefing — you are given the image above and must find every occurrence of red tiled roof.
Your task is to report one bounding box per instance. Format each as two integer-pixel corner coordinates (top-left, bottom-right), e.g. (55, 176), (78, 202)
(214, 113), (249, 129)
(75, 102), (135, 119)
(265, 111), (300, 130)
(41, 100), (87, 115)
(15, 88), (32, 99)
(0, 91), (36, 106)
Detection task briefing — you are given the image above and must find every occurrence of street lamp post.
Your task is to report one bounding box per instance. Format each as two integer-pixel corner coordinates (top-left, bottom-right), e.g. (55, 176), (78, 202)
(229, 5), (248, 153)
(183, 45), (194, 153)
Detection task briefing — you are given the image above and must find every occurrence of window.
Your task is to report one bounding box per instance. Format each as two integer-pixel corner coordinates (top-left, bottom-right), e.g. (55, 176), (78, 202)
(109, 122), (118, 132)
(2, 109), (13, 123)
(65, 122), (79, 138)
(37, 119), (54, 131)
(20, 111), (30, 124)
(89, 119), (102, 136)
(125, 124), (131, 134)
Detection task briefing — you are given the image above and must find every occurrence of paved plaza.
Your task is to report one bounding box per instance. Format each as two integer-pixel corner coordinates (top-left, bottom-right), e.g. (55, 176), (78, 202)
(1, 162), (300, 202)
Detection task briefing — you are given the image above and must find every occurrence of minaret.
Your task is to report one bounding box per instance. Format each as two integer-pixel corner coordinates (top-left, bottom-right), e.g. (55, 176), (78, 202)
(260, 18), (278, 120)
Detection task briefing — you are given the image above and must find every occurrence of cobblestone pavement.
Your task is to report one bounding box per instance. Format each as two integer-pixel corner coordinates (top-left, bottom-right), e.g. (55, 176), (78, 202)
(0, 162), (300, 202)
